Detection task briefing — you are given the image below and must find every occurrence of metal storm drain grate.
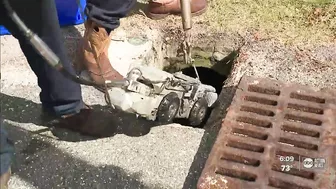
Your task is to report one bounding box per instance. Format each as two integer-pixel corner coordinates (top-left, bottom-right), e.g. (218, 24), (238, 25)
(197, 76), (336, 189)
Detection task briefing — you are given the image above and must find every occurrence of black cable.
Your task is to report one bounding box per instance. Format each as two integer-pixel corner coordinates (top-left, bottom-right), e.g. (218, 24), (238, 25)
(2, 0), (129, 88)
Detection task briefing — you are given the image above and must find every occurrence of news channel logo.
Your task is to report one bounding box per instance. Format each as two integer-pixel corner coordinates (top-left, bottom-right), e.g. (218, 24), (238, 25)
(302, 157), (326, 169)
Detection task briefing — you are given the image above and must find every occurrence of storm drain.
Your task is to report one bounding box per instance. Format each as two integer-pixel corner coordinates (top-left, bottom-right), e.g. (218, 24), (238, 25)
(197, 76), (336, 189)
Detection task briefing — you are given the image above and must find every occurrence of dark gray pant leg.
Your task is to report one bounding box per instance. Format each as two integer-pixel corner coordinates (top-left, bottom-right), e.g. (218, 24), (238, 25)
(0, 117), (14, 175)
(85, 0), (136, 30)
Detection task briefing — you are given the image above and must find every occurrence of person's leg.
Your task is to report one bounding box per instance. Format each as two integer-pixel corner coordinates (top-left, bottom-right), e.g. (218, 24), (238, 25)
(85, 0), (136, 31)
(75, 0), (136, 84)
(0, 0), (84, 116)
(0, 117), (14, 189)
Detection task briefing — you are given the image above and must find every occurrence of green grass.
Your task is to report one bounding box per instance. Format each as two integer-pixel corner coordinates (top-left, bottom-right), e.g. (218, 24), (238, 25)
(204, 0), (336, 45)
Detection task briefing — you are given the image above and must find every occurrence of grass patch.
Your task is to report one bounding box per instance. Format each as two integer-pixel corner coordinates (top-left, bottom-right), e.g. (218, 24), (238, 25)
(203, 0), (336, 45)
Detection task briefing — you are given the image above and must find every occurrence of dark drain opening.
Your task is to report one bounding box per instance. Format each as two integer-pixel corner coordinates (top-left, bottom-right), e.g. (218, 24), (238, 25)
(271, 164), (315, 179)
(236, 116), (272, 128)
(227, 140), (265, 153)
(287, 103), (324, 115)
(240, 106), (275, 116)
(248, 85), (281, 96)
(215, 167), (257, 182)
(221, 152), (261, 167)
(268, 177), (312, 189)
(284, 114), (322, 126)
(232, 127), (268, 140)
(244, 96), (278, 106)
(278, 137), (318, 151)
(179, 67), (227, 94)
(282, 125), (320, 138)
(290, 93), (326, 104)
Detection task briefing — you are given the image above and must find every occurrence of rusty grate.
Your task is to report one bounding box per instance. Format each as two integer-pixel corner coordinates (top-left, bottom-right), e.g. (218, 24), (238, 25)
(197, 76), (336, 189)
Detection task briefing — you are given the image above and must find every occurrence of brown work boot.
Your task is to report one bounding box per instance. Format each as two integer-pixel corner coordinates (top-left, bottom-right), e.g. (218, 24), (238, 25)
(45, 105), (117, 138)
(146, 0), (207, 20)
(0, 168), (11, 189)
(75, 20), (123, 85)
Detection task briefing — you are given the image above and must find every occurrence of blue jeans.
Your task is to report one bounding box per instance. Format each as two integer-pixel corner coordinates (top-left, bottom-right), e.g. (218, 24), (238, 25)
(0, 0), (84, 116)
(0, 118), (14, 175)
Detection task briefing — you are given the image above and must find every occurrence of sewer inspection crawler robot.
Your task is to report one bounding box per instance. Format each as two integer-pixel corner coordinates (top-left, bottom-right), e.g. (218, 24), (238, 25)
(106, 65), (218, 126)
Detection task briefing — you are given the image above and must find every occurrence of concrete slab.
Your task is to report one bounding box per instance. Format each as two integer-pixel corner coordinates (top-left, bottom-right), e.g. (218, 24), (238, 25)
(108, 28), (164, 77)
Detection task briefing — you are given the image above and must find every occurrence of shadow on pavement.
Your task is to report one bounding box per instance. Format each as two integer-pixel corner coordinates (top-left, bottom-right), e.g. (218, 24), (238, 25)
(0, 93), (161, 142)
(4, 123), (157, 189)
(181, 86), (237, 189)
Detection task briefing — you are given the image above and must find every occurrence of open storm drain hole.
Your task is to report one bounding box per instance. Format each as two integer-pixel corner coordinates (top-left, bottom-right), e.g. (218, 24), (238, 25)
(178, 66), (228, 94)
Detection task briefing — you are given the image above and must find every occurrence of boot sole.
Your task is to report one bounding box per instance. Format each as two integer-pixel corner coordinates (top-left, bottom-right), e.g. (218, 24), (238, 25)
(146, 6), (208, 20)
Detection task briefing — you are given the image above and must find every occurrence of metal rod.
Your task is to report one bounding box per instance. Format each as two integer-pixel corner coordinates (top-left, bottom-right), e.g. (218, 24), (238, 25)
(180, 0), (192, 30)
(180, 0), (200, 81)
(192, 64), (200, 80)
